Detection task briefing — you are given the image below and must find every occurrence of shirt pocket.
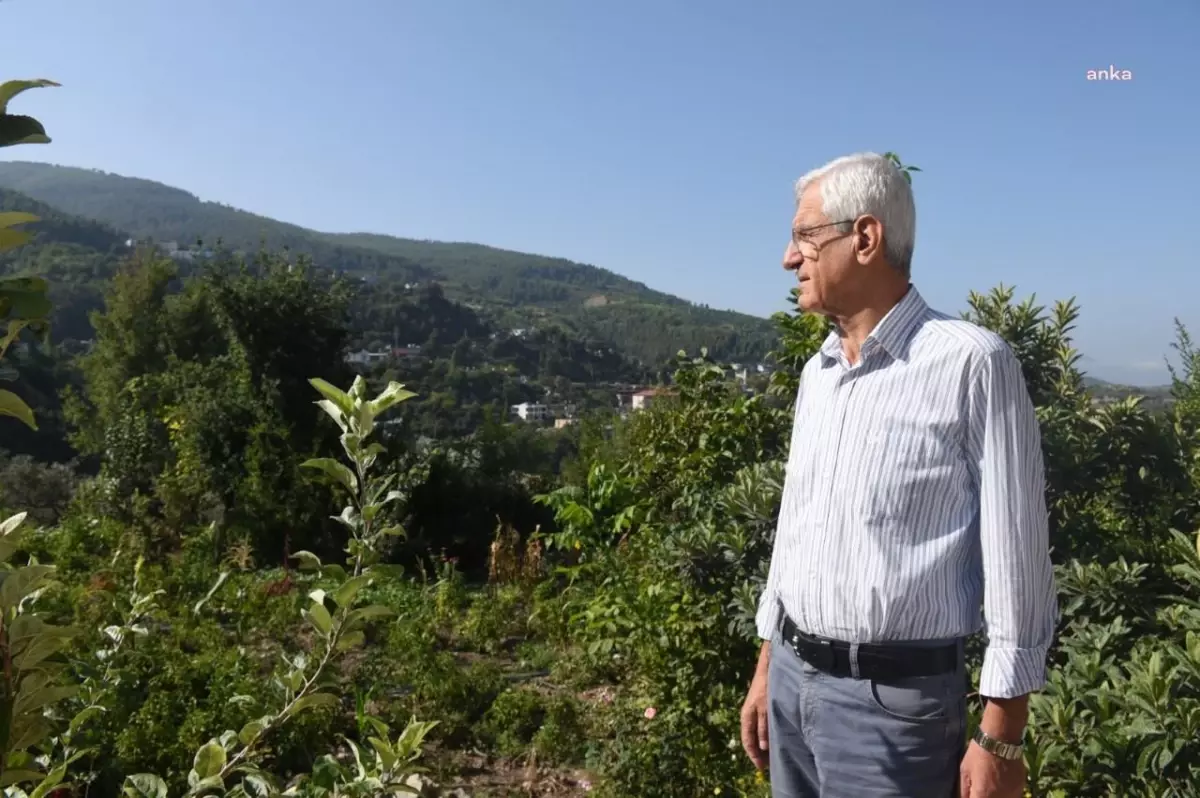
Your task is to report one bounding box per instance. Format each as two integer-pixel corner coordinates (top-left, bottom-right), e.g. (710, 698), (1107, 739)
(861, 426), (943, 524)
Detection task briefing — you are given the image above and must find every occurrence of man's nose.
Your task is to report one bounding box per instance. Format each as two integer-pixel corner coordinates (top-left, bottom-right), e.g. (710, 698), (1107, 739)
(783, 241), (804, 271)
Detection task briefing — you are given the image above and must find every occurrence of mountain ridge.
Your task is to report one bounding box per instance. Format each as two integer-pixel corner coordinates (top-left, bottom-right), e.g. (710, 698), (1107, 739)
(0, 161), (778, 365)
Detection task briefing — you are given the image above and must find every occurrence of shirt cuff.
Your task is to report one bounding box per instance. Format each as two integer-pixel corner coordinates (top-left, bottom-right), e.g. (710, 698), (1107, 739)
(755, 594), (781, 641)
(980, 644), (1050, 698)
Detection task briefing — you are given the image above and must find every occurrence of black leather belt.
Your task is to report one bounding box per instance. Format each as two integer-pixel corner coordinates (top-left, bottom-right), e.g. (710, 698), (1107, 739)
(780, 614), (959, 680)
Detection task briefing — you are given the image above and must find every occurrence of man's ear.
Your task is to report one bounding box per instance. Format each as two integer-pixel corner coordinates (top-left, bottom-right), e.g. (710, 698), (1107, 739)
(854, 216), (882, 263)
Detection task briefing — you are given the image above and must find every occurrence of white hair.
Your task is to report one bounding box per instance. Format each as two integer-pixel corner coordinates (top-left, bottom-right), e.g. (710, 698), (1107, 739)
(794, 152), (916, 278)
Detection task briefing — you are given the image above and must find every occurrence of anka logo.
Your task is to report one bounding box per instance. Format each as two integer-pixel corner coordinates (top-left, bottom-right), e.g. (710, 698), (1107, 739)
(1087, 65), (1133, 81)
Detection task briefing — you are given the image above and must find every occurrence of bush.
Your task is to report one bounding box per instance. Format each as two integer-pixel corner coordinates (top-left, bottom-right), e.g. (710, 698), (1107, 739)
(479, 688), (546, 756)
(458, 584), (529, 654)
(531, 694), (588, 766)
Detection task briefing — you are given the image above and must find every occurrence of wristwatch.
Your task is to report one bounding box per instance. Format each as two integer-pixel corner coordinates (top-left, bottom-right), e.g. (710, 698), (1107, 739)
(972, 728), (1024, 761)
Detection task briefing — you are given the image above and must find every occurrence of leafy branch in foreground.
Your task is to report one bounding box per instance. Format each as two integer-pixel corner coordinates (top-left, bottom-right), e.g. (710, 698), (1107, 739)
(0, 511), (86, 793)
(300, 376), (417, 578)
(116, 375), (436, 797)
(0, 78), (58, 431)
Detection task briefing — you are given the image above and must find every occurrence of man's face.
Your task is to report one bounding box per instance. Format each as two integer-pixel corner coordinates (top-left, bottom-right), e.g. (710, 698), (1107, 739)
(783, 182), (856, 315)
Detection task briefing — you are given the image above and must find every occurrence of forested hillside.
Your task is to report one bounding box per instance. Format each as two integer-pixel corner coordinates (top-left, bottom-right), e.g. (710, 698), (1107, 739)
(0, 182), (655, 465)
(0, 186), (130, 339)
(0, 161), (778, 364)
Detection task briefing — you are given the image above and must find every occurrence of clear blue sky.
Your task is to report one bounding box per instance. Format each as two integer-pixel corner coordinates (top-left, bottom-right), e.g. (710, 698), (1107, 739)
(5, 0), (1198, 384)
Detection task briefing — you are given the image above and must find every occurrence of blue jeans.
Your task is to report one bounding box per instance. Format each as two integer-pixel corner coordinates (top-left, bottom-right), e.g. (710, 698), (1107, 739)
(766, 633), (968, 797)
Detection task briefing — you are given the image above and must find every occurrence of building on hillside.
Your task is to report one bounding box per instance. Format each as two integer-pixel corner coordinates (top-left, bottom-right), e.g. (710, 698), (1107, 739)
(511, 402), (550, 422)
(392, 345), (423, 359)
(554, 417), (576, 429)
(631, 388), (666, 411)
(345, 349), (391, 366)
(614, 384), (648, 410)
(160, 241), (214, 262)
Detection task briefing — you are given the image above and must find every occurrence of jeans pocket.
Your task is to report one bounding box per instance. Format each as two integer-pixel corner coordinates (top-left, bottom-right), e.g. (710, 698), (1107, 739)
(867, 674), (952, 724)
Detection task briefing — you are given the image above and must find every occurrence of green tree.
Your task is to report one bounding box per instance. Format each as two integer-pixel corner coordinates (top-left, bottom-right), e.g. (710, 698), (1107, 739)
(64, 248), (357, 558)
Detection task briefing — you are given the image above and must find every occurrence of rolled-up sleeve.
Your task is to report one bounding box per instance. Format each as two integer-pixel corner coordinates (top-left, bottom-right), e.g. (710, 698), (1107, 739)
(755, 538), (784, 641)
(967, 344), (1059, 699)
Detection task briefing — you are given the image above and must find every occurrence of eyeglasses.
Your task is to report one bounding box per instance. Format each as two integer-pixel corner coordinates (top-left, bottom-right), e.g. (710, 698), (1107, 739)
(791, 220), (856, 251)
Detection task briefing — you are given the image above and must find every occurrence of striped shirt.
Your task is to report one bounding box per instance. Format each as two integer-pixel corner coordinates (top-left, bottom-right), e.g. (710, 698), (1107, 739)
(755, 285), (1058, 699)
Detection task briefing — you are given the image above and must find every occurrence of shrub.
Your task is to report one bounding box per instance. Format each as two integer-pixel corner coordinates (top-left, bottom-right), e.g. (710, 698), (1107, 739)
(531, 694), (588, 766)
(479, 688), (546, 756)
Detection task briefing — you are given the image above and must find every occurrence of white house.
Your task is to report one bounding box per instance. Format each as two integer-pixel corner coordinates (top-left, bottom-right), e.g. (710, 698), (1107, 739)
(511, 402), (550, 422)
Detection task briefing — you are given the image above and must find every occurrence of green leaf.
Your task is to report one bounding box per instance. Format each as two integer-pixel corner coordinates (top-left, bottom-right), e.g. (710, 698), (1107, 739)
(344, 604), (394, 631)
(0, 388), (37, 430)
(238, 718), (266, 746)
(1, 320), (34, 359)
(314, 399), (348, 432)
(290, 692), (339, 715)
(0, 228), (32, 251)
(0, 563), (55, 609)
(184, 775), (225, 797)
(14, 630), (77, 671)
(280, 669), (304, 693)
(14, 684), (77, 718)
(309, 377), (354, 416)
(365, 563), (404, 580)
(394, 718), (439, 757)
(331, 506), (359, 530)
(0, 769), (45, 788)
(123, 774), (168, 798)
(0, 212), (40, 229)
(0, 273), (50, 293)
(192, 739), (227, 780)
(332, 575), (371, 608)
(69, 704), (106, 733)
(368, 736), (399, 772)
(8, 715), (53, 751)
(28, 763), (68, 798)
(1, 510), (27, 536)
(379, 524), (407, 538)
(0, 284), (53, 322)
(336, 630), (365, 652)
(300, 457), (358, 494)
(368, 381), (418, 418)
(321, 562), (348, 581)
(240, 772), (274, 798)
(0, 115), (50, 147)
(0, 80), (60, 114)
(291, 550), (323, 571)
(304, 600), (333, 636)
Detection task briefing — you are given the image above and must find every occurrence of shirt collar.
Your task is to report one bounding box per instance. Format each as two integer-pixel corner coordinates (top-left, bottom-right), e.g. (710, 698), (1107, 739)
(819, 285), (928, 366)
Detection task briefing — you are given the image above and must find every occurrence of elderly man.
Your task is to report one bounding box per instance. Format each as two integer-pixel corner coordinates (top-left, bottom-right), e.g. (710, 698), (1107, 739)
(740, 153), (1058, 798)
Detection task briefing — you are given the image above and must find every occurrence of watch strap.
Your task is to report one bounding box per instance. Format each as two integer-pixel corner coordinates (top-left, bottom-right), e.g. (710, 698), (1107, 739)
(972, 727), (1024, 761)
